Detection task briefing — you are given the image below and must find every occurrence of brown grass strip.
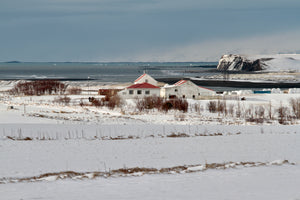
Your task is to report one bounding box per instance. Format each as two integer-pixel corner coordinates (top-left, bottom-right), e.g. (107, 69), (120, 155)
(0, 160), (294, 184)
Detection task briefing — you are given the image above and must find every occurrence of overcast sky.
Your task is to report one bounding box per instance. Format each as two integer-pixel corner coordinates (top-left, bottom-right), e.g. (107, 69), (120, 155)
(1, 0), (300, 62)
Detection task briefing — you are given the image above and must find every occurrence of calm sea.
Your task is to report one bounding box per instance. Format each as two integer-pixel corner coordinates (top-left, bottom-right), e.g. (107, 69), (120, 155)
(0, 62), (218, 83)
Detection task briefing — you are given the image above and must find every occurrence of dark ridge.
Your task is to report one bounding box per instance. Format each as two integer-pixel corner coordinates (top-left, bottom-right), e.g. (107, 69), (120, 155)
(4, 61), (22, 63)
(260, 58), (274, 62)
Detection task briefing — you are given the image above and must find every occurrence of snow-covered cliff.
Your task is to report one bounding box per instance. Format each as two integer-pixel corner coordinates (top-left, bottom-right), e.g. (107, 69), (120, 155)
(217, 54), (264, 71)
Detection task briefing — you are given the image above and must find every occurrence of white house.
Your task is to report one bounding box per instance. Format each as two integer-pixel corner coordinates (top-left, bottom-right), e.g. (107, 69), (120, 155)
(134, 73), (158, 86)
(161, 80), (216, 99)
(118, 82), (161, 99)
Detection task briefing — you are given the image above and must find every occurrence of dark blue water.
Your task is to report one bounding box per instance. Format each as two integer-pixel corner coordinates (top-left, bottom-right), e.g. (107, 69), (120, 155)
(0, 62), (218, 82)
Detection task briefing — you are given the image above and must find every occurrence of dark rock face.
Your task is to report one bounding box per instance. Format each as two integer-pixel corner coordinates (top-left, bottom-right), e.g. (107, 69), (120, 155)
(217, 54), (265, 71)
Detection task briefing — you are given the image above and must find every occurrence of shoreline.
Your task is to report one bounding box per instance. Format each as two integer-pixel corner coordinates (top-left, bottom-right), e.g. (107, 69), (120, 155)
(1, 76), (300, 92)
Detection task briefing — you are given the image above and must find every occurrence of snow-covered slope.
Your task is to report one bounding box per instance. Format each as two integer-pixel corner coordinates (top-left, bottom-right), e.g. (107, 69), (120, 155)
(248, 54), (300, 72)
(217, 54), (300, 72)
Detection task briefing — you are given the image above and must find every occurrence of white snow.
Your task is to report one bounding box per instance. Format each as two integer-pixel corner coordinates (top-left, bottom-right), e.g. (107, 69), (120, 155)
(187, 165), (206, 172)
(1, 165), (299, 200)
(1, 82), (300, 199)
(248, 54), (300, 72)
(37, 175), (58, 182)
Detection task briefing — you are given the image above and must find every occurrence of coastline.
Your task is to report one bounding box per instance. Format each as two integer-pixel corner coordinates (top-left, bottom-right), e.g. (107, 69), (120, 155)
(2, 77), (300, 92)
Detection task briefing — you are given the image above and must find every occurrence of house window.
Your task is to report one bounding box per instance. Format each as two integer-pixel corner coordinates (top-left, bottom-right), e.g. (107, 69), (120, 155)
(145, 90), (150, 95)
(175, 89), (178, 92)
(137, 90), (142, 95)
(182, 95), (185, 98)
(192, 95), (195, 99)
(129, 90), (134, 95)
(198, 93), (200, 96)
(145, 79), (148, 83)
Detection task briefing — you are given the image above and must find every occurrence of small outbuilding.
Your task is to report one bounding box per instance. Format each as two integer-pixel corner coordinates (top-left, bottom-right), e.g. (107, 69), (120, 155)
(161, 80), (216, 99)
(118, 82), (161, 99)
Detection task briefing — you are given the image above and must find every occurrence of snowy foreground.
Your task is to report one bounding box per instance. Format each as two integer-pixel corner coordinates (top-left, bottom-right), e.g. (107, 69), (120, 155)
(1, 165), (299, 200)
(1, 86), (300, 199)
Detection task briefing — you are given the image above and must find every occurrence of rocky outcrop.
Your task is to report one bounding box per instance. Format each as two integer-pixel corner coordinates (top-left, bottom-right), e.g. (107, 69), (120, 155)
(217, 54), (265, 71)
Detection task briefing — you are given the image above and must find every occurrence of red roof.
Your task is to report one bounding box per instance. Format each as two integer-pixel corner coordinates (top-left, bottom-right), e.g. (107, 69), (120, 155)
(174, 80), (187, 86)
(134, 73), (146, 83)
(127, 82), (160, 89)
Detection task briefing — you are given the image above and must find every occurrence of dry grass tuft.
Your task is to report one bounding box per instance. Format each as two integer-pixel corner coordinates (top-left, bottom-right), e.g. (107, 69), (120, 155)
(167, 133), (190, 138)
(0, 160), (294, 184)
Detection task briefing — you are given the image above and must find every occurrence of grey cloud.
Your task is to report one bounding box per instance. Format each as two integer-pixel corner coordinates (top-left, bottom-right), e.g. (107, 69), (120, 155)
(131, 29), (300, 62)
(1, 0), (300, 61)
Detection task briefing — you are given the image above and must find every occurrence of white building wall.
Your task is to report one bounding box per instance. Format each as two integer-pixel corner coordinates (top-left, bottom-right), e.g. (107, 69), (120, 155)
(118, 88), (161, 99)
(162, 81), (215, 99)
(198, 86), (216, 96)
(134, 74), (158, 86)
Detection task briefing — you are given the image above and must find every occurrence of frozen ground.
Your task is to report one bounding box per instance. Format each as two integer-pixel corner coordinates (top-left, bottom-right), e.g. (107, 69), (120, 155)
(1, 83), (300, 199)
(1, 133), (299, 178)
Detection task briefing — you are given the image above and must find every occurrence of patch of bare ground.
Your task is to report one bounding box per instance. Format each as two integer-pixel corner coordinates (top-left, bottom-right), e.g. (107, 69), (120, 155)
(166, 133), (190, 138)
(0, 160), (294, 184)
(3, 131), (244, 141)
(26, 112), (147, 123)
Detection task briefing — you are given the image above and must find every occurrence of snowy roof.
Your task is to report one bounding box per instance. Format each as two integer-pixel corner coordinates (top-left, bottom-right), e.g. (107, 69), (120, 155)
(127, 82), (160, 89)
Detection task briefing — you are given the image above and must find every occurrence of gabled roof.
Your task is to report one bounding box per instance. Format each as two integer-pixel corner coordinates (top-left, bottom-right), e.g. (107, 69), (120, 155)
(174, 80), (187, 86)
(134, 73), (147, 83)
(170, 79), (214, 91)
(127, 82), (160, 89)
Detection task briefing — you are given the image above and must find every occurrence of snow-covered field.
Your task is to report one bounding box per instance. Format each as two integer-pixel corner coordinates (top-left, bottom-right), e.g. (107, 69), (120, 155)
(1, 82), (300, 199)
(1, 165), (299, 200)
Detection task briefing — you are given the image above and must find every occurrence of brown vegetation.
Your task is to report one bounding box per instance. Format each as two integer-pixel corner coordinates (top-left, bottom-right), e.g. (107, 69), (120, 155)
(54, 96), (71, 105)
(1, 160), (292, 184)
(9, 80), (66, 96)
(278, 103), (288, 124)
(289, 97), (300, 119)
(88, 94), (123, 110)
(135, 96), (188, 113)
(67, 87), (82, 95)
